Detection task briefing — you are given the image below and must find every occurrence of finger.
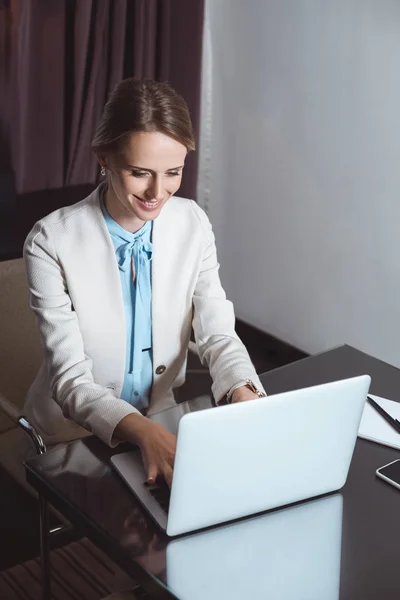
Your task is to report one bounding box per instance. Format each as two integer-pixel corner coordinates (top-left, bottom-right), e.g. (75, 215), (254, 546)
(163, 463), (174, 488)
(147, 462), (158, 485)
(167, 448), (176, 468)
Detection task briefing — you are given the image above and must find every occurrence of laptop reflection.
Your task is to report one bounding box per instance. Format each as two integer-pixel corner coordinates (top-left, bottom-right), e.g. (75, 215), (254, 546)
(166, 493), (343, 600)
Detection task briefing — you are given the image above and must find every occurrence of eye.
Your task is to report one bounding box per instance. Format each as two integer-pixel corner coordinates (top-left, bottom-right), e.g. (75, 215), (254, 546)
(166, 171), (180, 177)
(131, 170), (149, 178)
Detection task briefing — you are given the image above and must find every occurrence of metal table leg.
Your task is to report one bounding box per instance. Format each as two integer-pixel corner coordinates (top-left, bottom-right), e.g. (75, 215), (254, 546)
(18, 417), (51, 600)
(39, 495), (51, 600)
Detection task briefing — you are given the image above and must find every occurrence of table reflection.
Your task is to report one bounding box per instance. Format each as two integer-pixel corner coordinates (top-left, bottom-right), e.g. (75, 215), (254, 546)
(165, 494), (343, 600)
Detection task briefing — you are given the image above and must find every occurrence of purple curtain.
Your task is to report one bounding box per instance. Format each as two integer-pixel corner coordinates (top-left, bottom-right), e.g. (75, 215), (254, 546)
(0, 0), (204, 199)
(0, 0), (15, 172)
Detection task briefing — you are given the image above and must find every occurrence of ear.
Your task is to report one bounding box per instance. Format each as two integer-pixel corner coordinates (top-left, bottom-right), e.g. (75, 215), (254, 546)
(95, 153), (108, 169)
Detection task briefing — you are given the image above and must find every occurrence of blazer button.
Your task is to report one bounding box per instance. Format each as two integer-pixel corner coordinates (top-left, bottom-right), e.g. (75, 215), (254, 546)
(155, 365), (166, 375)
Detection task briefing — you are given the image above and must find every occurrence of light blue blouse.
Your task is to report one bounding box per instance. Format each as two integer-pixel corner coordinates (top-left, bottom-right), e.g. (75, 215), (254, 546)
(101, 198), (153, 410)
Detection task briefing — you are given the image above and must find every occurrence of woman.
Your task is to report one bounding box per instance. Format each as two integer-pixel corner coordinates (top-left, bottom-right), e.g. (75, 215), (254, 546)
(23, 79), (265, 486)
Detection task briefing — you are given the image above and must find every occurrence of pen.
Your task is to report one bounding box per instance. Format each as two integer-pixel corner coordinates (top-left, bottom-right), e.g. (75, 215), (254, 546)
(367, 396), (400, 434)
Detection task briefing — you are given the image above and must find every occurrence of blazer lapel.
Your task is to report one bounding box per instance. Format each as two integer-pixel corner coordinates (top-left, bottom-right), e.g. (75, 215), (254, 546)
(70, 189), (127, 393)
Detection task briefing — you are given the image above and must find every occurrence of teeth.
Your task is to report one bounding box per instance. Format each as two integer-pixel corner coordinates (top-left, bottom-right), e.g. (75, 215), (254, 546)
(142, 200), (159, 207)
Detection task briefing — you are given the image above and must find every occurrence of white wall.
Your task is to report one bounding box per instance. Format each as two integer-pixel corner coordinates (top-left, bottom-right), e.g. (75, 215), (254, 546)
(198, 0), (400, 367)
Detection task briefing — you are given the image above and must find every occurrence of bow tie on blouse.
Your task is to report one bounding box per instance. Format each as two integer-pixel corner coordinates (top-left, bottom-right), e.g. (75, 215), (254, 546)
(116, 232), (153, 275)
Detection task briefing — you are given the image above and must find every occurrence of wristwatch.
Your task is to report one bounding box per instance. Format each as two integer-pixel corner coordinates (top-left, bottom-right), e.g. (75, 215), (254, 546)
(225, 379), (266, 404)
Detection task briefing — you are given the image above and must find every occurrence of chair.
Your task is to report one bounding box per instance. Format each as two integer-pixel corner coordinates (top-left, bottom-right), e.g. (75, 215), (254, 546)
(0, 258), (45, 485)
(0, 258), (66, 599)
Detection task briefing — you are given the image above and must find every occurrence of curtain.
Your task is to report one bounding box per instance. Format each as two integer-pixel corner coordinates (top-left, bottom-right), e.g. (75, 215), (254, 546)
(0, 0), (204, 199)
(0, 0), (14, 172)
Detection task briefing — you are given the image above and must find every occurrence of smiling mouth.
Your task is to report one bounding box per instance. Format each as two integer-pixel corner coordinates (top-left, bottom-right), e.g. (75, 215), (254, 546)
(133, 195), (163, 209)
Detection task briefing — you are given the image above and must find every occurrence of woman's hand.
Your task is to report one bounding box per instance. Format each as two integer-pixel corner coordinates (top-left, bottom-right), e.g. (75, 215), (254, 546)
(114, 414), (176, 487)
(137, 420), (177, 487)
(231, 385), (259, 403)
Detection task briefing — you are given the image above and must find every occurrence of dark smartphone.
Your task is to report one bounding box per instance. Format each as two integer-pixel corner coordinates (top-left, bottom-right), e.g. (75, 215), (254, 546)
(376, 459), (400, 491)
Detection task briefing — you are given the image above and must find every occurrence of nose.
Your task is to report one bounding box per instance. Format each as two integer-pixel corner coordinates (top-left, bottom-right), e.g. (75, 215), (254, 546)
(146, 175), (164, 201)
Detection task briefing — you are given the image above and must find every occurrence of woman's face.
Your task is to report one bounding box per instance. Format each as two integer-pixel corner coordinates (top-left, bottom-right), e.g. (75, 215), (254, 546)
(102, 131), (187, 232)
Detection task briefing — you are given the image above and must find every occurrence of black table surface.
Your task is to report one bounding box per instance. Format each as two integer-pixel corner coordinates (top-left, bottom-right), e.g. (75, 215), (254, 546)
(25, 345), (400, 599)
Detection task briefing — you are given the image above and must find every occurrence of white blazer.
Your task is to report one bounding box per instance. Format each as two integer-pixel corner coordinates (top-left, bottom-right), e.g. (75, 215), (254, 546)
(23, 186), (264, 446)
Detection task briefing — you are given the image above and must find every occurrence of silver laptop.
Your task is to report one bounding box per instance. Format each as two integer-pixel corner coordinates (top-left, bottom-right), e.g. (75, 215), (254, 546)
(111, 375), (370, 537)
(166, 493), (343, 600)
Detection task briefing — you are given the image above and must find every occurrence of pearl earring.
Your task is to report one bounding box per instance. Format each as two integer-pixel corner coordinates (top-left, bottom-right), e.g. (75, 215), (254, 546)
(100, 166), (106, 176)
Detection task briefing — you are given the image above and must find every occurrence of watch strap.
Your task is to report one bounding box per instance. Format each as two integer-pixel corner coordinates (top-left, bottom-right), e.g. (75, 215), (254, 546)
(225, 379), (266, 404)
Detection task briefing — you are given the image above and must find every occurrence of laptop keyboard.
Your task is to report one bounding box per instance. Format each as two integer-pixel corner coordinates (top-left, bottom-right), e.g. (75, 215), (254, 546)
(148, 480), (171, 513)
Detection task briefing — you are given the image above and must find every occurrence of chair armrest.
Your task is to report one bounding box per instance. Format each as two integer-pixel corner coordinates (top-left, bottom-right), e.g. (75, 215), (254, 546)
(0, 392), (46, 455)
(0, 391), (21, 423)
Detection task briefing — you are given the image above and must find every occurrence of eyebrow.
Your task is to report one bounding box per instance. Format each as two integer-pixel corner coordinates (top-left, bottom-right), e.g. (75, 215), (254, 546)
(127, 165), (184, 173)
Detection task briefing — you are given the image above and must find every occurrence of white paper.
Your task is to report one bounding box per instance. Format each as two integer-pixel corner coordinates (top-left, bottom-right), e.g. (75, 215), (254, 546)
(358, 394), (400, 450)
